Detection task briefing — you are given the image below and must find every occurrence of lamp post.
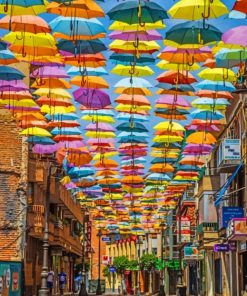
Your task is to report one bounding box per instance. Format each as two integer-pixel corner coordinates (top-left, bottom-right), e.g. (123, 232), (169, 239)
(159, 222), (166, 296)
(96, 229), (102, 295)
(136, 236), (143, 296)
(38, 163), (51, 296)
(79, 212), (89, 296)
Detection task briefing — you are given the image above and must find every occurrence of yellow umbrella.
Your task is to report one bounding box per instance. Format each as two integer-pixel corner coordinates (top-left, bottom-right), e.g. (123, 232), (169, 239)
(3, 32), (56, 48)
(154, 122), (185, 132)
(114, 87), (152, 96)
(41, 105), (76, 114)
(0, 99), (38, 107)
(198, 68), (236, 82)
(0, 3), (46, 15)
(157, 60), (200, 71)
(111, 65), (154, 77)
(153, 135), (183, 143)
(85, 131), (116, 138)
(93, 152), (118, 161)
(109, 40), (160, 53)
(109, 20), (165, 31)
(20, 127), (51, 137)
(81, 115), (115, 123)
(115, 104), (151, 112)
(168, 0), (228, 20)
(33, 88), (72, 99)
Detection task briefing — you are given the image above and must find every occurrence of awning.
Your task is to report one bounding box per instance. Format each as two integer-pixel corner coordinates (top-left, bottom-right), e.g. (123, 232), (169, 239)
(214, 161), (243, 207)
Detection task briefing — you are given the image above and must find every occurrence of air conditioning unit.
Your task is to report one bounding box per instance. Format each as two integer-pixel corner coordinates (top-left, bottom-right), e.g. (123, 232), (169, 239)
(217, 139), (241, 172)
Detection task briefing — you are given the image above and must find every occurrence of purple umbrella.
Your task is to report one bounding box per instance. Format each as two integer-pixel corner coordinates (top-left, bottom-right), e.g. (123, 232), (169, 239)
(30, 66), (69, 78)
(32, 144), (58, 154)
(85, 123), (116, 132)
(73, 88), (111, 109)
(156, 95), (191, 107)
(183, 143), (213, 152)
(87, 138), (115, 145)
(0, 80), (28, 91)
(55, 140), (86, 149)
(222, 26), (247, 47)
(186, 124), (220, 132)
(109, 29), (162, 41)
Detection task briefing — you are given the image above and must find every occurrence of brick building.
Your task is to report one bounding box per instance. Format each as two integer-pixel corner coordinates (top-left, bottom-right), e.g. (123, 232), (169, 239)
(0, 109), (83, 295)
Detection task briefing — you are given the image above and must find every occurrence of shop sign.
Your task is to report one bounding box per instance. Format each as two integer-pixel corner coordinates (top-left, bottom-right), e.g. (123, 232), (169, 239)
(177, 216), (191, 243)
(164, 260), (185, 270)
(102, 237), (111, 242)
(109, 266), (116, 273)
(0, 262), (21, 296)
(86, 221), (92, 256)
(227, 218), (247, 240)
(222, 207), (244, 228)
(184, 247), (204, 260)
(217, 139), (241, 166)
(102, 255), (109, 265)
(214, 244), (230, 252)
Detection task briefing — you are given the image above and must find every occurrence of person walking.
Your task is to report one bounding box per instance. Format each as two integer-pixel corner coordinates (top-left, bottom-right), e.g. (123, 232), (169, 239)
(47, 268), (54, 295)
(58, 268), (67, 296)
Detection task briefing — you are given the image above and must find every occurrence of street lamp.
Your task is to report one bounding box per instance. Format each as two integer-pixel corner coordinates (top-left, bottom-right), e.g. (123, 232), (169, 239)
(159, 221), (166, 296)
(96, 229), (103, 295)
(136, 236), (143, 296)
(39, 163), (52, 296)
(79, 212), (89, 296)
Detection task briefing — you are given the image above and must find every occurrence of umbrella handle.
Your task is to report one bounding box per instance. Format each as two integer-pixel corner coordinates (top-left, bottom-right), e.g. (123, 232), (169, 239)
(35, 78), (46, 87)
(187, 54), (195, 66)
(16, 31), (24, 41)
(129, 65), (136, 75)
(4, 0), (8, 12)
(133, 37), (139, 49)
(21, 46), (26, 58)
(202, 18), (210, 30)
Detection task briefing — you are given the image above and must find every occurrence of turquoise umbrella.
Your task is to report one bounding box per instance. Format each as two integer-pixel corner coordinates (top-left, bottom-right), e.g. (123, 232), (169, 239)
(26, 136), (55, 145)
(50, 17), (106, 37)
(110, 53), (155, 65)
(165, 21), (222, 45)
(51, 127), (82, 135)
(67, 66), (108, 76)
(45, 113), (79, 121)
(0, 66), (25, 80)
(57, 39), (107, 54)
(196, 80), (235, 92)
(107, 1), (168, 24)
(114, 77), (153, 88)
(117, 113), (148, 122)
(191, 110), (224, 120)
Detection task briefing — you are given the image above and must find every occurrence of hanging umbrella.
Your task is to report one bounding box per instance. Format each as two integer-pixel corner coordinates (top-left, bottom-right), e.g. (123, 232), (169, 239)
(109, 20), (165, 31)
(107, 1), (168, 24)
(114, 77), (153, 89)
(109, 40), (160, 54)
(191, 98), (230, 110)
(157, 60), (200, 71)
(110, 53), (155, 65)
(196, 90), (233, 99)
(30, 66), (69, 78)
(70, 76), (109, 88)
(165, 21), (222, 45)
(230, 0), (247, 15)
(157, 70), (197, 84)
(0, 66), (25, 80)
(0, 0), (46, 15)
(156, 95), (191, 108)
(68, 66), (107, 77)
(154, 122), (185, 132)
(57, 39), (107, 54)
(196, 80), (235, 92)
(198, 68), (236, 82)
(0, 49), (18, 64)
(20, 127), (52, 137)
(186, 132), (216, 144)
(222, 26), (247, 47)
(168, 0), (228, 20)
(109, 30), (162, 41)
(50, 17), (106, 39)
(111, 65), (154, 77)
(46, 0), (105, 18)
(31, 78), (71, 89)
(0, 15), (50, 33)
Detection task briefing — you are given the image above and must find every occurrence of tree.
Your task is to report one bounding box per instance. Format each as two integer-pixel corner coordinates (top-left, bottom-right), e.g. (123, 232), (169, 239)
(140, 253), (157, 271)
(113, 256), (129, 295)
(127, 259), (139, 271)
(103, 265), (110, 278)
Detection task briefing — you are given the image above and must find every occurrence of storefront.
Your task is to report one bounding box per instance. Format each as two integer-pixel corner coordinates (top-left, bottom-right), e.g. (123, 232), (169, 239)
(0, 261), (22, 296)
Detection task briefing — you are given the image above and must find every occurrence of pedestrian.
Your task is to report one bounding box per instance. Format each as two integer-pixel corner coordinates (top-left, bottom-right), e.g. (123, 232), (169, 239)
(47, 268), (54, 295)
(58, 268), (67, 296)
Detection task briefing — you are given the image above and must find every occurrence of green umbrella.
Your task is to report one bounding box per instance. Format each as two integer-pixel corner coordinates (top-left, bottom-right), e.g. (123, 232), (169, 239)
(107, 1), (168, 25)
(165, 21), (222, 45)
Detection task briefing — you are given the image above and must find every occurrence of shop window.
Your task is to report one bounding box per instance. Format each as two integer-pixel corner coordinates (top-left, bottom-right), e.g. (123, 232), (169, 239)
(215, 259), (222, 294)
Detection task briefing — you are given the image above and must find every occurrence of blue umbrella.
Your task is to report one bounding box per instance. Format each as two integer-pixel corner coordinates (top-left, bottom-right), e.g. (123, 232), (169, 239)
(146, 173), (171, 181)
(117, 113), (148, 122)
(51, 127), (82, 135)
(191, 110), (224, 120)
(68, 167), (94, 178)
(0, 66), (25, 81)
(115, 77), (153, 88)
(117, 131), (149, 138)
(57, 39), (107, 54)
(26, 136), (55, 145)
(45, 113), (79, 121)
(196, 80), (236, 92)
(110, 53), (155, 65)
(68, 66), (108, 76)
(157, 83), (195, 92)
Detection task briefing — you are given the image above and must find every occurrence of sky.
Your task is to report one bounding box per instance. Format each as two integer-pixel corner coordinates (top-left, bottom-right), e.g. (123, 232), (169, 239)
(40, 0), (247, 172)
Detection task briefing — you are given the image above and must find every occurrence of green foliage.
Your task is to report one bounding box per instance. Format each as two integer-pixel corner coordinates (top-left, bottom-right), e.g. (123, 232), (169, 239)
(113, 256), (129, 274)
(127, 259), (139, 271)
(103, 265), (110, 277)
(140, 254), (157, 271)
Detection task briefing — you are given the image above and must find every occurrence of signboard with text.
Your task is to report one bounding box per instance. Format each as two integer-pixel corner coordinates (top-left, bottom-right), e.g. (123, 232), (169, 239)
(177, 216), (191, 243)
(184, 247), (204, 260)
(222, 207), (244, 228)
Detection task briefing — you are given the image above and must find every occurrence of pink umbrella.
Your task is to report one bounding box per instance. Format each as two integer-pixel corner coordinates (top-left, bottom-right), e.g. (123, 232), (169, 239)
(32, 144), (58, 154)
(186, 124), (220, 132)
(109, 30), (162, 41)
(30, 66), (69, 78)
(85, 123), (116, 132)
(55, 140), (86, 149)
(161, 46), (212, 54)
(0, 80), (28, 91)
(222, 26), (247, 47)
(156, 95), (191, 107)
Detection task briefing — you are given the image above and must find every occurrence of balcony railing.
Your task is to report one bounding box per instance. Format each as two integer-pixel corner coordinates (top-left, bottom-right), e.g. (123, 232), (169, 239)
(197, 222), (218, 235)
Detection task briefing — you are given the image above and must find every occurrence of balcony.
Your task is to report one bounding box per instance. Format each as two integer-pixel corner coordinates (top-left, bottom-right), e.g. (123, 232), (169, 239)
(197, 223), (219, 248)
(53, 224), (82, 256)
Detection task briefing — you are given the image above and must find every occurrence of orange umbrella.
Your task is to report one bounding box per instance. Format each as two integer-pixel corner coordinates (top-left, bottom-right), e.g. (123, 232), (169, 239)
(180, 156), (205, 166)
(202, 58), (216, 68)
(156, 88), (194, 96)
(70, 76), (109, 89)
(115, 94), (150, 106)
(46, 0), (105, 18)
(9, 45), (57, 57)
(94, 159), (119, 168)
(157, 70), (197, 84)
(122, 176), (144, 184)
(98, 178), (120, 185)
(15, 113), (45, 120)
(18, 119), (48, 128)
(186, 132), (217, 144)
(53, 135), (83, 142)
(176, 171), (199, 177)
(150, 163), (175, 173)
(48, 121), (80, 128)
(31, 78), (71, 89)
(95, 170), (118, 177)
(36, 97), (73, 107)
(115, 87), (152, 96)
(0, 91), (32, 100)
(158, 51), (212, 64)
(67, 153), (92, 166)
(0, 15), (50, 33)
(196, 90), (233, 99)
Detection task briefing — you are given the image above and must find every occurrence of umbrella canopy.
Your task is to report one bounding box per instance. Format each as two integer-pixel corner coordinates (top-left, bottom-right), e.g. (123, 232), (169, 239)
(222, 26), (247, 47)
(0, 66), (25, 80)
(198, 68), (236, 82)
(107, 1), (168, 24)
(186, 132), (217, 144)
